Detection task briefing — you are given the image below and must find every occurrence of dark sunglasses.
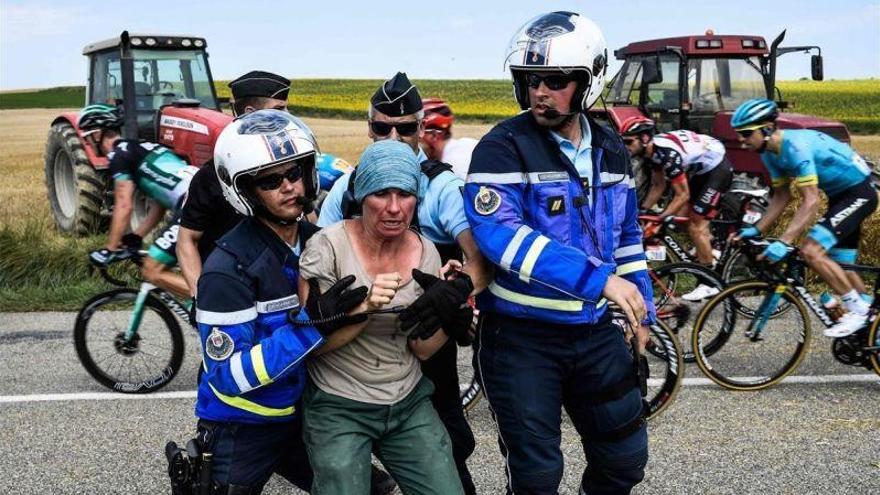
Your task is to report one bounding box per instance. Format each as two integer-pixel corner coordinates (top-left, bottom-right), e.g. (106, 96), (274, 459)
(369, 120), (420, 137)
(524, 73), (575, 90)
(622, 138), (637, 145)
(251, 164), (303, 191)
(736, 127), (766, 138)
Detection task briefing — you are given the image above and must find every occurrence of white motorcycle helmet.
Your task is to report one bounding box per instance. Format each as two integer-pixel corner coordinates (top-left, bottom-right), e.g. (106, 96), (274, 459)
(504, 11), (608, 112)
(214, 109), (320, 218)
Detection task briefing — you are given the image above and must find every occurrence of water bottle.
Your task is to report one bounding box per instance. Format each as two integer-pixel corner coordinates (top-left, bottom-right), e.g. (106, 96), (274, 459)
(819, 292), (844, 322)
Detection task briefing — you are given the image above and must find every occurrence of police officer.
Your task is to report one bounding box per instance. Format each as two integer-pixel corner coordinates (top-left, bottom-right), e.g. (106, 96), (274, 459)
(318, 72), (488, 495)
(177, 71), (352, 295)
(464, 12), (654, 494)
(192, 109), (368, 494)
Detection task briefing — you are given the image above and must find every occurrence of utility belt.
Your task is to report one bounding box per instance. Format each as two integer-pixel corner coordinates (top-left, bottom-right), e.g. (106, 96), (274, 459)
(165, 423), (215, 495)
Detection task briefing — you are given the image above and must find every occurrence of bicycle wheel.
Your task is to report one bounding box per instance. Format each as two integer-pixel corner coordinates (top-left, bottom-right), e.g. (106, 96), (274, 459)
(866, 312), (880, 377)
(691, 281), (810, 391)
(644, 320), (684, 420)
(458, 342), (483, 413)
(74, 288), (185, 393)
(720, 248), (792, 318)
(651, 262), (735, 363)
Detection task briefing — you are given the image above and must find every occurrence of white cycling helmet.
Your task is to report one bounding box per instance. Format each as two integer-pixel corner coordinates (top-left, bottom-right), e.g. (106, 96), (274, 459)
(504, 11), (608, 112)
(213, 109), (320, 217)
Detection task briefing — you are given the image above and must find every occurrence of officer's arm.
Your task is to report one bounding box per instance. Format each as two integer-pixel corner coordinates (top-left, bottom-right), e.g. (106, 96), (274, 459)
(464, 138), (615, 303)
(176, 226), (203, 297)
(433, 176), (492, 293)
(614, 177), (656, 323)
(456, 229), (491, 294)
(316, 172), (350, 227)
(196, 272), (323, 396)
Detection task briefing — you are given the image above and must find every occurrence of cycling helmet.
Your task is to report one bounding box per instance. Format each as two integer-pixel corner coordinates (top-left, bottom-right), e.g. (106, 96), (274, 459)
(213, 109), (320, 218)
(504, 11), (608, 111)
(422, 98), (454, 132)
(77, 104), (123, 133)
(731, 98), (779, 130)
(619, 116), (656, 137)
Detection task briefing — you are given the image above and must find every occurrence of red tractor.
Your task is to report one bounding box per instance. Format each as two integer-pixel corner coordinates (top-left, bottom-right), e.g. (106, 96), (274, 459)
(591, 30), (846, 195)
(44, 31), (233, 234)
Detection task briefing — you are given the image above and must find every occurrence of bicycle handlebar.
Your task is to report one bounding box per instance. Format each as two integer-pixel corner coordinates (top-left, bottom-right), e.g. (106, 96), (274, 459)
(96, 249), (146, 287)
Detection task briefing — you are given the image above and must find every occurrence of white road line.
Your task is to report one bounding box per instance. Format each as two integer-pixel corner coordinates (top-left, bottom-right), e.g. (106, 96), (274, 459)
(0, 390), (196, 404)
(2, 374), (878, 404)
(653, 373), (879, 387)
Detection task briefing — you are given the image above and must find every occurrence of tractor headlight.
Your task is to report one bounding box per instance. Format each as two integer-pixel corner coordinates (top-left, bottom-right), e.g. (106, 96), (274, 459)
(130, 37), (143, 46)
(194, 39), (204, 47)
(181, 39), (192, 47)
(145, 38), (157, 46)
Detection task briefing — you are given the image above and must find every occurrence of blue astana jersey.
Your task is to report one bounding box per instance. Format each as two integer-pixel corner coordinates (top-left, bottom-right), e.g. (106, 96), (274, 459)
(761, 129), (870, 197)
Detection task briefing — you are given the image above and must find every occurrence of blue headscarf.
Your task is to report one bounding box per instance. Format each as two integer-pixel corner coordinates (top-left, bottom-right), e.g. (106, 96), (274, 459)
(353, 140), (420, 203)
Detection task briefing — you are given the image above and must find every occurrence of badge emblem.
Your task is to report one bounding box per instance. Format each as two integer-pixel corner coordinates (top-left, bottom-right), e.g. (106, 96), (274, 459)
(474, 186), (502, 215)
(205, 327), (234, 361)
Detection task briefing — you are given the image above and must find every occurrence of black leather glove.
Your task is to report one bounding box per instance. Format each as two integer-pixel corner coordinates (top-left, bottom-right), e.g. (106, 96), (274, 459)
(300, 275), (368, 336)
(121, 233), (143, 250)
(399, 269), (474, 342)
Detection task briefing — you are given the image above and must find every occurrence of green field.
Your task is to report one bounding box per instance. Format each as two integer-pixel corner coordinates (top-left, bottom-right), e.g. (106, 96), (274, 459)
(2, 78), (878, 133)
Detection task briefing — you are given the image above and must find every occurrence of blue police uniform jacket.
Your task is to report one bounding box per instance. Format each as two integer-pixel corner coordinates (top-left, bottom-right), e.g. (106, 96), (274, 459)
(194, 217), (324, 424)
(464, 112), (655, 325)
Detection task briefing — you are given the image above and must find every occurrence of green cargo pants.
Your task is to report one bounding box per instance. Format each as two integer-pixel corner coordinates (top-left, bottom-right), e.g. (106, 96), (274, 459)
(303, 377), (464, 495)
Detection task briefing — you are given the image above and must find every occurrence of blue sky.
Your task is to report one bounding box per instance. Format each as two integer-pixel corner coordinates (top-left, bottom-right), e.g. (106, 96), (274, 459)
(1, 0), (878, 89)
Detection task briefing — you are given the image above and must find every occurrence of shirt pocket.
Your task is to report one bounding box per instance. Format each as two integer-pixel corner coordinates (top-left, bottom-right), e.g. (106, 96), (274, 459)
(528, 181), (572, 245)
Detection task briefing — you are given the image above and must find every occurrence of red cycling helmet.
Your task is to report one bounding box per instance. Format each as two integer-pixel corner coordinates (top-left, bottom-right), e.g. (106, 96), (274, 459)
(422, 98), (454, 132)
(618, 116), (656, 137)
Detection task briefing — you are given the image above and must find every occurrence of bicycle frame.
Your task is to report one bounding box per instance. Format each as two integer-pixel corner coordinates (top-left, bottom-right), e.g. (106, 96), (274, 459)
(124, 282), (193, 341)
(743, 242), (880, 334)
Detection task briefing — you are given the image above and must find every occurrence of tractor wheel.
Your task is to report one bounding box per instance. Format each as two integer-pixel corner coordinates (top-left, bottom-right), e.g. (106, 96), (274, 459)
(44, 122), (107, 235)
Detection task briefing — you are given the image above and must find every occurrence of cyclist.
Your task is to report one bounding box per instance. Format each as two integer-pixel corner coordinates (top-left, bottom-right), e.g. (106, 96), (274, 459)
(81, 104), (195, 298)
(732, 98), (879, 337)
(317, 72), (488, 495)
(420, 98), (478, 179)
(464, 12), (652, 494)
(622, 116), (732, 301)
(190, 109), (368, 493)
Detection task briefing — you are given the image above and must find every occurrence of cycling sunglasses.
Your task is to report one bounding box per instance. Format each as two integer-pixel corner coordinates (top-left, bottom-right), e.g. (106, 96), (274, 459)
(369, 120), (421, 137)
(251, 164), (303, 191)
(735, 126), (768, 138)
(524, 73), (575, 90)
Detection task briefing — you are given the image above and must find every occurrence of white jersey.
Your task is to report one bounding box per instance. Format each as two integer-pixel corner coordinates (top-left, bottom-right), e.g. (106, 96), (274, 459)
(651, 130), (726, 177)
(441, 137), (478, 180)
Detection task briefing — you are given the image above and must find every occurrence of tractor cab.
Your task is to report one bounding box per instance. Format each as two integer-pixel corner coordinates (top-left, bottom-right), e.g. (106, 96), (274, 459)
(46, 31), (232, 235)
(593, 30), (848, 182)
(84, 32), (220, 143)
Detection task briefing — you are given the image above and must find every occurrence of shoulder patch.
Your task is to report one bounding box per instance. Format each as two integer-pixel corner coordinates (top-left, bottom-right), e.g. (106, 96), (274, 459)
(474, 186), (502, 215)
(205, 327), (234, 361)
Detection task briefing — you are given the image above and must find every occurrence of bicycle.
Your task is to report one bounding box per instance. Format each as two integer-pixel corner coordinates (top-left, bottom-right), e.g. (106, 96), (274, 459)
(691, 238), (880, 391)
(459, 313), (685, 421)
(74, 250), (194, 393)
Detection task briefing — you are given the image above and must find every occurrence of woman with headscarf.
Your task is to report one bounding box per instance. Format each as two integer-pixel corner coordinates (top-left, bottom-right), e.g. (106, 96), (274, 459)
(298, 139), (466, 495)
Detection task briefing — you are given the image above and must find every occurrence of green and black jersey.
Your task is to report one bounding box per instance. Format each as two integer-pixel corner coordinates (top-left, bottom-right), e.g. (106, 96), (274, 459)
(108, 140), (198, 211)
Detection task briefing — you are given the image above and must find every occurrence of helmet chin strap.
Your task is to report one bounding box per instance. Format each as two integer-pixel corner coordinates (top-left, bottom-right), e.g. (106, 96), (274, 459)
(246, 192), (308, 227)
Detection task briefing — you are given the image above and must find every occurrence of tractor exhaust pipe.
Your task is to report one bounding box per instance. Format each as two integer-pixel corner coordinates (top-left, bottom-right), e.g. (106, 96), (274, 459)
(766, 30), (786, 100)
(119, 31), (138, 141)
